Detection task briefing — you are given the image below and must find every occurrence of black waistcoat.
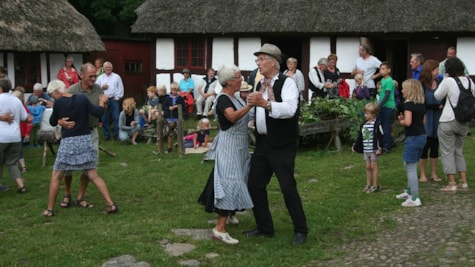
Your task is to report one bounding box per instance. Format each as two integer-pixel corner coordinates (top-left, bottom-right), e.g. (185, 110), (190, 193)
(256, 73), (300, 148)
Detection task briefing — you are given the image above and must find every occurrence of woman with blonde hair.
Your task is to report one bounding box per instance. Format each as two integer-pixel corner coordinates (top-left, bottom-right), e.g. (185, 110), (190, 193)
(324, 53), (341, 98)
(119, 97), (141, 145)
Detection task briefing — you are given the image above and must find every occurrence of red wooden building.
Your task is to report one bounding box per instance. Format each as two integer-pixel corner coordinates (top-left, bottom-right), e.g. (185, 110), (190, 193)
(87, 38), (152, 104)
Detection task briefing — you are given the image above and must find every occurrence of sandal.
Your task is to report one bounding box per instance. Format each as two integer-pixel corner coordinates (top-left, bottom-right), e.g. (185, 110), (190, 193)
(16, 187), (27, 194)
(76, 198), (95, 209)
(431, 177), (442, 182)
(42, 209), (54, 217)
(60, 194), (71, 208)
(103, 203), (119, 214)
(21, 167), (27, 173)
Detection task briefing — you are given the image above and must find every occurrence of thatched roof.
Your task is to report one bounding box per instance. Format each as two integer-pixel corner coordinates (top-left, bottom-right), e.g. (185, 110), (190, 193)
(132, 0), (475, 35)
(0, 0), (104, 52)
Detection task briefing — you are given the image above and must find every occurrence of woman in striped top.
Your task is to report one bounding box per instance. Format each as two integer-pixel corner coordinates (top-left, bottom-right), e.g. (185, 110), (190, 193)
(199, 64), (254, 245)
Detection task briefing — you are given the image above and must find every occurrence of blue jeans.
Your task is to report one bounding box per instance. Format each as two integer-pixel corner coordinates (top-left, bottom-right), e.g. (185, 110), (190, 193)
(379, 107), (394, 151)
(403, 135), (427, 163)
(102, 99), (120, 139)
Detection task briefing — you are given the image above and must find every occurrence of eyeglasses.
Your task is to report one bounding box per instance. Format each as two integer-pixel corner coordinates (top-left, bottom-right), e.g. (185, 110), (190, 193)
(231, 76), (243, 81)
(255, 57), (272, 63)
(88, 75), (97, 79)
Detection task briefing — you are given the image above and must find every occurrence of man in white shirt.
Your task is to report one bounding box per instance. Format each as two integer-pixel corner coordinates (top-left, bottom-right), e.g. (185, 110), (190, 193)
(195, 68), (217, 119)
(95, 61), (124, 140)
(245, 43), (308, 246)
(352, 44), (382, 98)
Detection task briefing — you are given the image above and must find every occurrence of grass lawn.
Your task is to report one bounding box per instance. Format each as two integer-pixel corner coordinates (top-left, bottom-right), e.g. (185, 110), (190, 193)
(1, 123), (474, 266)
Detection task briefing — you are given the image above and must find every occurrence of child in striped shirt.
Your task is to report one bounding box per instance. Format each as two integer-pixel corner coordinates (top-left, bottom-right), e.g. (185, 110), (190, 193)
(352, 102), (384, 193)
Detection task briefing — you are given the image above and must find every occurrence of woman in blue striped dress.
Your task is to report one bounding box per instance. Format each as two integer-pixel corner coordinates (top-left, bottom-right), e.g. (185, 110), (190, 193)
(199, 64), (254, 245)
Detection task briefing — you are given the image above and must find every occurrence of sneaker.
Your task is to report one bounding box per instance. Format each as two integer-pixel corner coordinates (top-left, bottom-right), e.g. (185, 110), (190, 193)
(440, 184), (457, 192)
(166, 148), (172, 153)
(227, 215), (239, 225)
(401, 197), (421, 207)
(362, 185), (371, 192)
(458, 182), (469, 190)
(0, 185), (10, 192)
(212, 228), (239, 245)
(367, 185), (380, 193)
(396, 190), (411, 200)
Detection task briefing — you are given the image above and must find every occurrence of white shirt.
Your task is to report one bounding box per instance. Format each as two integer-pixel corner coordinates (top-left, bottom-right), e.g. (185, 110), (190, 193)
(0, 93), (27, 143)
(354, 56), (381, 88)
(199, 78), (217, 96)
(252, 74), (299, 135)
(95, 72), (124, 100)
(435, 76), (475, 122)
(308, 67), (326, 91)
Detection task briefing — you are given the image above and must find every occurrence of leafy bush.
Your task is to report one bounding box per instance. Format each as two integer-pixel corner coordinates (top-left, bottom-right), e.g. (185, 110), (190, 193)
(300, 97), (370, 140)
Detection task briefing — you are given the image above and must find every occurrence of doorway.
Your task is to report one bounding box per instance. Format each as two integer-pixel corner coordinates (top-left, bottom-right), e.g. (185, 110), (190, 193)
(372, 39), (408, 85)
(262, 37), (304, 72)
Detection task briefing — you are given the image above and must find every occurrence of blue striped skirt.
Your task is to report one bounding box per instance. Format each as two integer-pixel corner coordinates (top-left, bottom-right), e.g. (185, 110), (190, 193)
(53, 134), (97, 171)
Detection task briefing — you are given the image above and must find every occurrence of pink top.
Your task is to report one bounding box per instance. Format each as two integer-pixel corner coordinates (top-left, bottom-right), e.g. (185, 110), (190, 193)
(57, 67), (79, 88)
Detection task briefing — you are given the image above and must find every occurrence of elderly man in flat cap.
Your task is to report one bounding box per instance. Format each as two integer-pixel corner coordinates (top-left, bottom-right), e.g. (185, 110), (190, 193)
(245, 43), (308, 245)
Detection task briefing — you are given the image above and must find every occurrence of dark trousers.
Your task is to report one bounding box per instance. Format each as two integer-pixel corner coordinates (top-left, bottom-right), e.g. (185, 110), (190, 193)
(379, 107), (394, 151)
(421, 136), (439, 159)
(248, 135), (308, 234)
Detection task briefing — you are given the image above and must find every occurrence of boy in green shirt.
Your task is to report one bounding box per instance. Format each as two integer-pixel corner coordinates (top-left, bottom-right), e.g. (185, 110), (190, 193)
(378, 62), (395, 153)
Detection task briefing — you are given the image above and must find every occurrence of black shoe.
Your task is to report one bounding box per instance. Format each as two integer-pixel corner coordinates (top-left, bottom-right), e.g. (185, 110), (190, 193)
(196, 114), (202, 120)
(242, 228), (274, 238)
(291, 232), (307, 245)
(104, 137), (111, 141)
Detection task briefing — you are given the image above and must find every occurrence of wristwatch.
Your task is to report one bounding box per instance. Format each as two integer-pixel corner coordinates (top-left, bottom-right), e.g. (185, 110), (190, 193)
(265, 101), (271, 111)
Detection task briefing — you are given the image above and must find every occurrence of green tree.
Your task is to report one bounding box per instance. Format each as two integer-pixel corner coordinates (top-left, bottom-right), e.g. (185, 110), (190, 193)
(69, 0), (144, 36)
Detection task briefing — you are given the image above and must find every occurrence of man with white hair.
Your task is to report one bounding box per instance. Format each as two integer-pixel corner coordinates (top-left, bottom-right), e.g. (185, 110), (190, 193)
(95, 61), (124, 141)
(308, 58), (332, 98)
(27, 83), (52, 106)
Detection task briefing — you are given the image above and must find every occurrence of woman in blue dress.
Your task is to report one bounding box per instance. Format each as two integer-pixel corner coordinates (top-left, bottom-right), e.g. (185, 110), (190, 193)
(418, 60), (443, 182)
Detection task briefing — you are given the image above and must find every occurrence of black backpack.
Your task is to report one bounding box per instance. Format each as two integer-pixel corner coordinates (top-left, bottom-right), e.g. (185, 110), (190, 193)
(448, 77), (475, 123)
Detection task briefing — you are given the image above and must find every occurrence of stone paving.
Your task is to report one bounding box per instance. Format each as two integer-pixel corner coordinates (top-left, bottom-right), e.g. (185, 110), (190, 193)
(102, 183), (474, 266)
(304, 182), (475, 266)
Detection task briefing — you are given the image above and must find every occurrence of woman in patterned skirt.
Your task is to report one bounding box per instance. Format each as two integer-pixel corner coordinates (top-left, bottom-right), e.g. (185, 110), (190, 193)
(42, 79), (118, 217)
(198, 64), (254, 245)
